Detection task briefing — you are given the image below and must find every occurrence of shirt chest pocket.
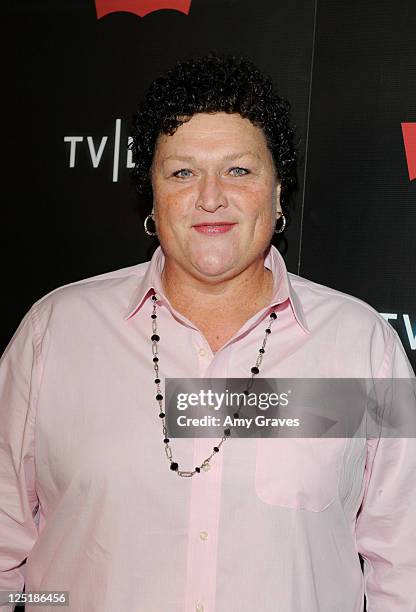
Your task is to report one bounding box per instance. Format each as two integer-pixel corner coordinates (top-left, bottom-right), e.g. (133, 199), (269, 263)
(254, 437), (347, 512)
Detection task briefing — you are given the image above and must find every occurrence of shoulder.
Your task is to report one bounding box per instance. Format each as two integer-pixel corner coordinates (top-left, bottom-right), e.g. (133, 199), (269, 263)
(289, 271), (388, 329)
(30, 259), (150, 327)
(288, 272), (405, 375)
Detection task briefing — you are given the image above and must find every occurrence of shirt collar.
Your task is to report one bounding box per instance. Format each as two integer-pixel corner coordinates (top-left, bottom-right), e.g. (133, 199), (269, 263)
(123, 244), (310, 334)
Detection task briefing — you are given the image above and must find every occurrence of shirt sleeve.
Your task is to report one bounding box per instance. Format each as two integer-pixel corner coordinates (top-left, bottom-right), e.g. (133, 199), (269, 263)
(355, 327), (416, 611)
(0, 307), (40, 611)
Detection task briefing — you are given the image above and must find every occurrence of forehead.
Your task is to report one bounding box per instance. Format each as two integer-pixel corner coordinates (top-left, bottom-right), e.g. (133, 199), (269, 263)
(153, 112), (271, 160)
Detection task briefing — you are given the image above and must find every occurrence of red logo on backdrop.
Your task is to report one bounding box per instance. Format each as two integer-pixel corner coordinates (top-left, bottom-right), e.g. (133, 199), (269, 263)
(401, 123), (416, 181)
(95, 0), (192, 19)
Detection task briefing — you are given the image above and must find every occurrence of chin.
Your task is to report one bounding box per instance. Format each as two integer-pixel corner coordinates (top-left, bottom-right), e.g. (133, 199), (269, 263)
(189, 245), (240, 276)
(191, 254), (237, 278)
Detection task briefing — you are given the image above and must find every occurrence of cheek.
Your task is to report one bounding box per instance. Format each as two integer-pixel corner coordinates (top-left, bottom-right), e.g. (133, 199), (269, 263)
(247, 194), (276, 224)
(234, 182), (275, 210)
(154, 182), (194, 210)
(154, 195), (189, 237)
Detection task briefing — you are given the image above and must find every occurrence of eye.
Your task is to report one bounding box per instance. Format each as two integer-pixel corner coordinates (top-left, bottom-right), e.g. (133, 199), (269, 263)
(172, 168), (193, 178)
(229, 167), (250, 177)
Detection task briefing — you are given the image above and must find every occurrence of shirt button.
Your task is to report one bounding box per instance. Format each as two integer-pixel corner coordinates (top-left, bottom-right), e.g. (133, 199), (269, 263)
(195, 604), (204, 612)
(198, 348), (206, 357)
(199, 530), (208, 541)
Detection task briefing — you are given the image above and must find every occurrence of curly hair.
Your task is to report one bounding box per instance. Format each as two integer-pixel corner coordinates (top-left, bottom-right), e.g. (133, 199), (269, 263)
(130, 52), (298, 217)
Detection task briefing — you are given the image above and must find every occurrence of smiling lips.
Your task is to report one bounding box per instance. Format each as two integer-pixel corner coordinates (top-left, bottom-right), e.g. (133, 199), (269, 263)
(193, 223), (236, 235)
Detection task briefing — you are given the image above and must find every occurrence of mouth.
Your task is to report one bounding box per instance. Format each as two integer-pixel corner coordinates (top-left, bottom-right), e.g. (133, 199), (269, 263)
(192, 222), (236, 235)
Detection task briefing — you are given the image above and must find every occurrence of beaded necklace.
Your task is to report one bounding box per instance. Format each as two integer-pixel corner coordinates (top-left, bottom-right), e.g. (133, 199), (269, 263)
(149, 293), (278, 477)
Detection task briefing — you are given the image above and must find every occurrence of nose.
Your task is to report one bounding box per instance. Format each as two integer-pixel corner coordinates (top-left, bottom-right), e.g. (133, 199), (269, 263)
(196, 174), (228, 212)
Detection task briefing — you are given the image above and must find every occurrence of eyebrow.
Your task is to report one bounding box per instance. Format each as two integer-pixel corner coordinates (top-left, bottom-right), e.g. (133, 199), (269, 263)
(161, 152), (261, 163)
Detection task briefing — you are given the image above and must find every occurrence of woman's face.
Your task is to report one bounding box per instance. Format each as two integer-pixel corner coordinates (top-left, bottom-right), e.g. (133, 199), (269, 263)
(151, 112), (282, 282)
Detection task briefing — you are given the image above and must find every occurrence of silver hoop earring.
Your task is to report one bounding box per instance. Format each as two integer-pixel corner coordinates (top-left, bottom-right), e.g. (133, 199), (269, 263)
(144, 212), (157, 237)
(274, 213), (286, 234)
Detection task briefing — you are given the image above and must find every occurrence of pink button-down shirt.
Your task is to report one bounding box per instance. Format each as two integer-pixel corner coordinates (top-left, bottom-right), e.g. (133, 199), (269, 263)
(1, 245), (415, 612)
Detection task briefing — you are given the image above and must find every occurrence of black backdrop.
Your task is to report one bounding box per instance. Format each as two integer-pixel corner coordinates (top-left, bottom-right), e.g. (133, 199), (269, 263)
(3, 0), (415, 369)
(3, 1), (416, 609)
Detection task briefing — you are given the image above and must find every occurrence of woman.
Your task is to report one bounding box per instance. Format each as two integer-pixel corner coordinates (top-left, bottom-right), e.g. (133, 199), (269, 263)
(0, 53), (415, 612)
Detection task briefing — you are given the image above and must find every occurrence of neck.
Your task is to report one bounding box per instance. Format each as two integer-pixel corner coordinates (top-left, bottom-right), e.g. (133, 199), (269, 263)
(160, 253), (274, 324)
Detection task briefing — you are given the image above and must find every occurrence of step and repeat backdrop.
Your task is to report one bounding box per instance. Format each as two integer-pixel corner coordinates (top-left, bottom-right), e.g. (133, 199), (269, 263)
(2, 2), (415, 610)
(3, 0), (415, 370)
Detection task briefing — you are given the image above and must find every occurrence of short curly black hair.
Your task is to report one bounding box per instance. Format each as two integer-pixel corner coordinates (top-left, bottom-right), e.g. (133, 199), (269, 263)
(130, 52), (298, 216)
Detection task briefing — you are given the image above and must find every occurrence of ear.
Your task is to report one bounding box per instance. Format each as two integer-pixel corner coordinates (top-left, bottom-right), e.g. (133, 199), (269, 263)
(275, 183), (282, 218)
